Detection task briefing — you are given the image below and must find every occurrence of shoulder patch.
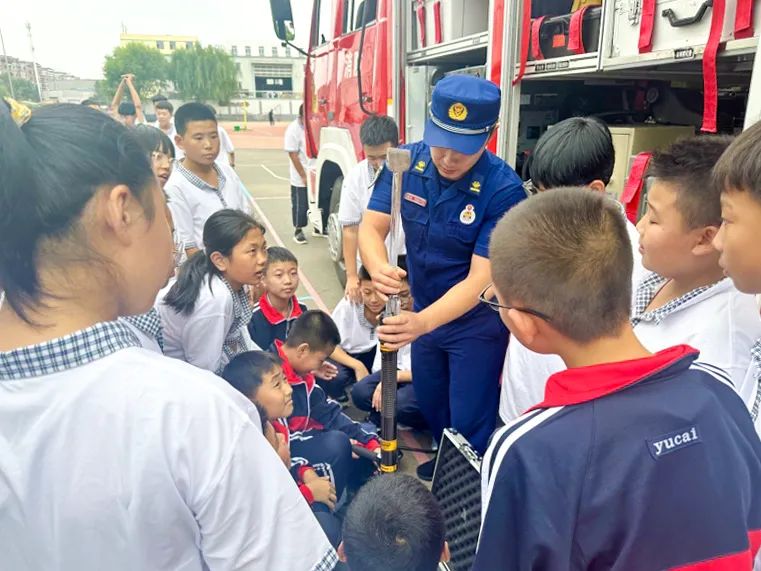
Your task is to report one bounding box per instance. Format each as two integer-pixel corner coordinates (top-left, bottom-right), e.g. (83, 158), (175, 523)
(647, 426), (701, 460)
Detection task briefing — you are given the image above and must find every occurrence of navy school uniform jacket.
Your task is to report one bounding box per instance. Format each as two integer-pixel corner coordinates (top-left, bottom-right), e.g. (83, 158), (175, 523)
(271, 340), (380, 451)
(474, 345), (761, 570)
(248, 295), (307, 350)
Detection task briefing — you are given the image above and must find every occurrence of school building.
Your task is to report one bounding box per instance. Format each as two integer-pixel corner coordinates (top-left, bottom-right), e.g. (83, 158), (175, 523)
(119, 33), (199, 57)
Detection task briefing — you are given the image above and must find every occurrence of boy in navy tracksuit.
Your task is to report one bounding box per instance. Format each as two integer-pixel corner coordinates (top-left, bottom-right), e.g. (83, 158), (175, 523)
(475, 188), (761, 570)
(270, 310), (380, 502)
(248, 247), (307, 350)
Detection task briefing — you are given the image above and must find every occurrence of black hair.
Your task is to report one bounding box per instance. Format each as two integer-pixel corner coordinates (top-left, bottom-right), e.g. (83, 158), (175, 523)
(358, 265), (372, 281)
(343, 474), (445, 571)
(266, 246), (298, 269)
(155, 100), (174, 114)
(221, 350), (283, 403)
(175, 102), (217, 135)
(80, 98), (97, 106)
(151, 94), (168, 103)
(531, 116), (614, 189)
(132, 124), (175, 159)
(299, 103), (304, 117)
(163, 209), (265, 315)
(649, 135), (733, 228)
(713, 121), (761, 202)
(360, 115), (399, 147)
(118, 101), (136, 117)
(284, 310), (341, 353)
(0, 103), (155, 322)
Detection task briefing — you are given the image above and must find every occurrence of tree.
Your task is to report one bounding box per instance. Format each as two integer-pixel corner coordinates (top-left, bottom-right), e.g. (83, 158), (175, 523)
(102, 43), (169, 99)
(170, 44), (238, 104)
(0, 73), (40, 102)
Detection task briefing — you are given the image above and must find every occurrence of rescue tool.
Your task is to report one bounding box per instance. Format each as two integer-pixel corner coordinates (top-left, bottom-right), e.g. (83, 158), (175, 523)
(379, 147), (411, 473)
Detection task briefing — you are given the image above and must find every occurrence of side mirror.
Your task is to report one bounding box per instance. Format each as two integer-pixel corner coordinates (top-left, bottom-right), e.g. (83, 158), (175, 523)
(269, 0), (296, 42)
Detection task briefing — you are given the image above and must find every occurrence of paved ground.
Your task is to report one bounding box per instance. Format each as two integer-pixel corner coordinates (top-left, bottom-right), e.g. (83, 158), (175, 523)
(229, 124), (434, 475)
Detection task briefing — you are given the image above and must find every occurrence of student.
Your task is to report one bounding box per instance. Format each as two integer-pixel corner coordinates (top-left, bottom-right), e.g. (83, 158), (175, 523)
(285, 103), (310, 244)
(249, 246), (308, 350)
(152, 99), (178, 154)
(119, 125), (181, 353)
(338, 115), (404, 302)
(165, 102), (252, 257)
(713, 121), (761, 436)
(500, 116), (647, 422)
(339, 474), (450, 571)
(350, 265), (427, 431)
(206, 105), (236, 168)
(222, 351), (343, 547)
(272, 310), (380, 503)
(158, 209), (266, 374)
(475, 188), (761, 569)
(0, 101), (336, 570)
(109, 74), (144, 126)
(634, 136), (761, 388)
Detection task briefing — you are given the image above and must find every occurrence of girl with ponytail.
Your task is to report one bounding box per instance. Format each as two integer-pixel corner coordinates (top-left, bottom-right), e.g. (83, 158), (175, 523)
(0, 101), (335, 570)
(158, 208), (268, 373)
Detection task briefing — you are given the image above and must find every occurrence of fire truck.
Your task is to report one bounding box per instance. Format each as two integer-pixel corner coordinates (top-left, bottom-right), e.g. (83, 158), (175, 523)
(269, 0), (761, 282)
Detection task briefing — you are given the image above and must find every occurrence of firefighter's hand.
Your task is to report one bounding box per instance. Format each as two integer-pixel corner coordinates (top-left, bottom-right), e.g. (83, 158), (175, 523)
(377, 310), (430, 350)
(371, 264), (407, 299)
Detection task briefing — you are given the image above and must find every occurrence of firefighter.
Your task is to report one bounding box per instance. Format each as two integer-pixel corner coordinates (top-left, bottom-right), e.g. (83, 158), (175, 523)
(358, 74), (527, 479)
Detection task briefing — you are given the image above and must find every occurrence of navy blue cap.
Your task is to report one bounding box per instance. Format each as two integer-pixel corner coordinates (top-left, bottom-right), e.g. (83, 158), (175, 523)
(424, 75), (501, 155)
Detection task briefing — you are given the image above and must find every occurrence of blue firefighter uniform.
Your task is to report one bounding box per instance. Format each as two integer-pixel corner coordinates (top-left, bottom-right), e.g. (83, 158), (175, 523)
(367, 75), (526, 454)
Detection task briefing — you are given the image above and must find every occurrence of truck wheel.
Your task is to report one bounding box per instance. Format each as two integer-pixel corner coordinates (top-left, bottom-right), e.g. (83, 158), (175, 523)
(326, 176), (346, 287)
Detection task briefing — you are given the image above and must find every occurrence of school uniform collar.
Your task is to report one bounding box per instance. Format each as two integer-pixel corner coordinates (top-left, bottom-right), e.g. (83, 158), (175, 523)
(357, 305), (377, 335)
(750, 339), (761, 421)
(529, 345), (699, 411)
(123, 308), (164, 351)
(175, 160), (228, 197)
(0, 320), (140, 380)
(631, 273), (730, 326)
(220, 277), (253, 327)
(274, 339), (315, 392)
(258, 294), (303, 325)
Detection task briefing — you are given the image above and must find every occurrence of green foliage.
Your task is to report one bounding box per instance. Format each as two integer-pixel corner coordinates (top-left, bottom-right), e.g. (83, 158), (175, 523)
(170, 44), (238, 104)
(102, 43), (169, 98)
(0, 73), (40, 102)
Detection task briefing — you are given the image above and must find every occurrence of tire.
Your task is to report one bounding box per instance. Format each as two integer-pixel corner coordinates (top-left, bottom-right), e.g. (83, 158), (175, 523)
(326, 176), (346, 288)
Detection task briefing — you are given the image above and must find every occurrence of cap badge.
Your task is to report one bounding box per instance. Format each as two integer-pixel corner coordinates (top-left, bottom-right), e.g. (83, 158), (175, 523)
(459, 204), (476, 225)
(448, 102), (468, 122)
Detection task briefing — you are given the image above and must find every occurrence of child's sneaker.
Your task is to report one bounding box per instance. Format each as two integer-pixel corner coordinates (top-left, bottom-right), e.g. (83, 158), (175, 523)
(293, 229), (307, 245)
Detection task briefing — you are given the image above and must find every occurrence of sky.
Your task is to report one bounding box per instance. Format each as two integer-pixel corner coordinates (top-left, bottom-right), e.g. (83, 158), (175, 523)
(0, 0), (314, 79)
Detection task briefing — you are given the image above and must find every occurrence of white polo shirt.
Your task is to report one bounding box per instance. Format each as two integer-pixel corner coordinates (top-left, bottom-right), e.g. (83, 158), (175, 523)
(0, 321), (337, 571)
(332, 297), (378, 355)
(372, 342), (412, 372)
(216, 125), (235, 167)
(284, 118), (308, 187)
(120, 308), (163, 354)
(158, 274), (261, 374)
(165, 160), (252, 251)
(498, 275), (761, 424)
(338, 160), (406, 266)
(499, 216), (646, 422)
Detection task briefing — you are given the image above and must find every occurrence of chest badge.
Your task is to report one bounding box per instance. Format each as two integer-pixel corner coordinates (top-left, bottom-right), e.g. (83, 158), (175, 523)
(404, 192), (427, 207)
(459, 204), (476, 225)
(470, 180), (481, 194)
(414, 160), (426, 172)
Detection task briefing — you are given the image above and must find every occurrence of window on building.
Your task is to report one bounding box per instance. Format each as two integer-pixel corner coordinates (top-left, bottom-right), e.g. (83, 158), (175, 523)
(169, 41), (176, 50)
(186, 42), (193, 49)
(231, 45), (238, 56)
(312, 0), (335, 47)
(285, 46), (292, 57)
(245, 46), (251, 56)
(259, 46), (265, 56)
(271, 46), (278, 57)
(156, 40), (165, 49)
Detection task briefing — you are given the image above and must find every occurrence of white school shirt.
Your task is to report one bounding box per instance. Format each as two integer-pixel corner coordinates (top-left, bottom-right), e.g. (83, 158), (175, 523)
(120, 308), (163, 354)
(158, 274), (261, 374)
(0, 321), (337, 571)
(216, 125), (235, 167)
(284, 118), (308, 187)
(332, 297), (378, 354)
(338, 160), (406, 266)
(372, 341), (412, 372)
(499, 216), (646, 422)
(165, 160), (253, 251)
(498, 274), (761, 423)
(743, 341), (761, 437)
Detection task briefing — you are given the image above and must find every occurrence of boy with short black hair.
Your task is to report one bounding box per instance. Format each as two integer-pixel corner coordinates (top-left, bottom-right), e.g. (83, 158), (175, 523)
(165, 102), (252, 256)
(475, 188), (761, 569)
(249, 246), (307, 350)
(272, 310), (380, 507)
(713, 121), (761, 436)
(338, 474), (450, 571)
(153, 99), (178, 156)
(339, 115), (404, 302)
(500, 116), (647, 422)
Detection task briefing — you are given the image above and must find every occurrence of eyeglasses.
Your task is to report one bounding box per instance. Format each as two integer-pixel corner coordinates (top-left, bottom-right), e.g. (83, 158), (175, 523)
(478, 283), (552, 322)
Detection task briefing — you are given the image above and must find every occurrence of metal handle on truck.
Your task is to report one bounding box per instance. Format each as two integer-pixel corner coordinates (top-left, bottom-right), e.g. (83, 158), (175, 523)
(662, 0), (713, 27)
